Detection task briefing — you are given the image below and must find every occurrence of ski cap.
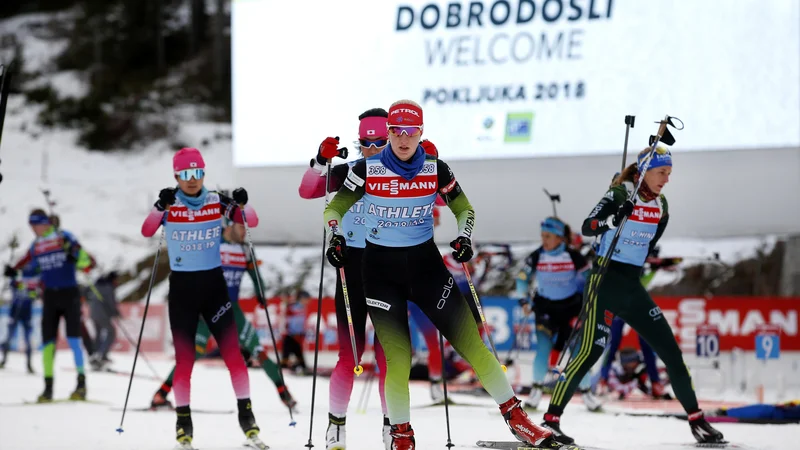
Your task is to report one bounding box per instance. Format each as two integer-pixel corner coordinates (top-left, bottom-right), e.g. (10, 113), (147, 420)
(639, 146), (672, 171)
(359, 116), (388, 140)
(173, 147), (205, 172)
(28, 211), (50, 225)
(541, 217), (565, 237)
(388, 101), (423, 127)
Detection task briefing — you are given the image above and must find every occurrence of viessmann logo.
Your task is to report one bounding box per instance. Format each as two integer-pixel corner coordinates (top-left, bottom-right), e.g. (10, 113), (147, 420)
(630, 206), (660, 224)
(169, 205), (221, 222)
(367, 175), (438, 197)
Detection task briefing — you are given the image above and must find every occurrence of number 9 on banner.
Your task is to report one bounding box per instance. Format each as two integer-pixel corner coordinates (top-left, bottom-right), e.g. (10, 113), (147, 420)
(755, 325), (781, 360)
(696, 324), (720, 358)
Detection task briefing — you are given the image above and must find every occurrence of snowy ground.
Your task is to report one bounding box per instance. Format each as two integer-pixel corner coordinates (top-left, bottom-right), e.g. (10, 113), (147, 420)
(0, 353), (796, 450)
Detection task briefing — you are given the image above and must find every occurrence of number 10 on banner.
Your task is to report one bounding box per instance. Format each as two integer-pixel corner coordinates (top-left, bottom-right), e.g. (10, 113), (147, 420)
(696, 324), (720, 358)
(755, 325), (781, 360)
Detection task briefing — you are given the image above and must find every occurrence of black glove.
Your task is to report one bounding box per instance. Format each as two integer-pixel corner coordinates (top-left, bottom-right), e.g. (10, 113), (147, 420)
(612, 200), (635, 227)
(4, 265), (16, 278)
(326, 235), (348, 268)
(155, 187), (177, 211)
(450, 236), (473, 263)
(232, 187), (248, 205)
(62, 240), (78, 264)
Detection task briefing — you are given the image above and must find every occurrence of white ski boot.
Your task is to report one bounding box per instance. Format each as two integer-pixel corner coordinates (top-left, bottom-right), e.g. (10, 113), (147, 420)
(523, 384), (543, 410)
(326, 413), (346, 450)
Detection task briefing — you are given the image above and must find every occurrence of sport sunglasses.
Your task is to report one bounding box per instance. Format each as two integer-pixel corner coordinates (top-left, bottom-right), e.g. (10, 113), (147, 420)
(355, 138), (389, 149)
(388, 126), (422, 137)
(175, 168), (205, 181)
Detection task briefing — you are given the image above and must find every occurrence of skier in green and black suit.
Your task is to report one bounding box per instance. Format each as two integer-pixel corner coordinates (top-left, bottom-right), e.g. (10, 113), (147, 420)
(540, 146), (725, 447)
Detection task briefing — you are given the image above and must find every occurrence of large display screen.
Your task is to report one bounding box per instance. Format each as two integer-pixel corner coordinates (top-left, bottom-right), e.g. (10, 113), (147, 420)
(232, 0), (800, 167)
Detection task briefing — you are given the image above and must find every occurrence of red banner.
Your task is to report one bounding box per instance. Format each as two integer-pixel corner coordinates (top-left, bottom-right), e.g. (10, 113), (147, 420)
(239, 296), (799, 354)
(619, 297), (800, 352)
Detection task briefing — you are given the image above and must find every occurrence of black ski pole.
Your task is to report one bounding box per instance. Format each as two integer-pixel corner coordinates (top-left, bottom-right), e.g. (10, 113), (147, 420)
(117, 228), (165, 434)
(238, 204), (296, 427)
(439, 332), (454, 449)
(621, 115), (635, 171)
(306, 138), (347, 450)
(542, 189), (561, 217)
(0, 64), (14, 185)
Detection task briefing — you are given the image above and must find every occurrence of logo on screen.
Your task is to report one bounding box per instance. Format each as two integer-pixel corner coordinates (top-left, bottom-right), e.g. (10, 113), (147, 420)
(504, 112), (534, 143)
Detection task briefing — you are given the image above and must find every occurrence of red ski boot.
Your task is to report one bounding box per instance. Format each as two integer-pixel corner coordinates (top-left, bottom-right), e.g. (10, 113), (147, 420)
(500, 397), (559, 448)
(388, 422), (415, 450)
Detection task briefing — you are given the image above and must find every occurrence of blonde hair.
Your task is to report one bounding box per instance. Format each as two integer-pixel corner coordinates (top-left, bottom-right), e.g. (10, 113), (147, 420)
(390, 99), (421, 109)
(612, 147), (652, 186)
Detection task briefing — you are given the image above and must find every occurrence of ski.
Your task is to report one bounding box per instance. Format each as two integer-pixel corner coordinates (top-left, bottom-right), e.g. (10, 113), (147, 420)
(475, 440), (601, 450)
(413, 398), (487, 409)
(62, 365), (161, 381)
(0, 398), (110, 406)
(244, 434), (270, 449)
(670, 443), (759, 450)
(110, 405), (234, 415)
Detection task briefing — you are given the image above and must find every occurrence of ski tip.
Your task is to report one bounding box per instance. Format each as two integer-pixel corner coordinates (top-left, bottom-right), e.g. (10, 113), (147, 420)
(115, 427), (124, 434)
(290, 420), (297, 427)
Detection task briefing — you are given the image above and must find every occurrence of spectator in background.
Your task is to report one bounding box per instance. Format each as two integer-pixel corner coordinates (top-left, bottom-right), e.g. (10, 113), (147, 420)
(84, 271), (120, 370)
(281, 288), (309, 374)
(0, 263), (40, 373)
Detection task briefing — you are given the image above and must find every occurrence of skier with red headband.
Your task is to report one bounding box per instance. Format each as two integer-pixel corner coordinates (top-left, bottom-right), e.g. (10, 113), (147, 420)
(322, 100), (558, 450)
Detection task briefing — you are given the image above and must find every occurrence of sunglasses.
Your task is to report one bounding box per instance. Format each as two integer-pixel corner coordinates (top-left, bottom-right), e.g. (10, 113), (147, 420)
(357, 138), (388, 149)
(176, 168), (205, 181)
(388, 126), (422, 137)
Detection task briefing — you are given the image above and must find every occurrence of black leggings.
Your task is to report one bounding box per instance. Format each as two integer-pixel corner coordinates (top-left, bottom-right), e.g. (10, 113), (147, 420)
(533, 293), (582, 352)
(363, 239), (513, 424)
(168, 267), (250, 407)
(42, 287), (81, 343)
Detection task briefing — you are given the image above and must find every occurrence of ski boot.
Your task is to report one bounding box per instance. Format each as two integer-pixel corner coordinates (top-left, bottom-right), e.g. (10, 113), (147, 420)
(326, 413), (346, 450)
(579, 388), (602, 412)
(499, 397), (559, 448)
(26, 358), (34, 374)
(237, 398), (268, 449)
(151, 386), (173, 410)
(689, 411), (726, 444)
(277, 385), (297, 411)
(37, 377), (54, 403)
(90, 355), (105, 371)
(523, 383), (543, 410)
(382, 416), (391, 450)
(388, 422), (415, 450)
(237, 398), (260, 436)
(69, 374), (86, 400)
(429, 378), (445, 403)
(541, 413), (574, 445)
(175, 406), (194, 448)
